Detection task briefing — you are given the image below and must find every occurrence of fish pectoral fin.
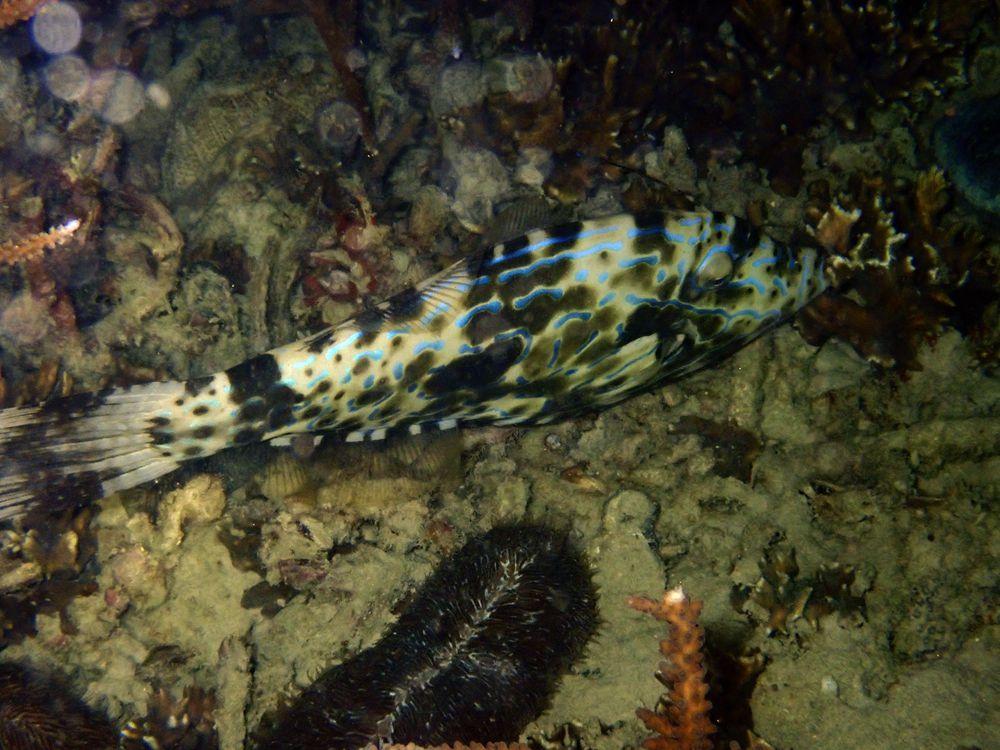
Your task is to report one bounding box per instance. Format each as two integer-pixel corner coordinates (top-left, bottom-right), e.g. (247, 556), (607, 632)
(658, 332), (693, 364)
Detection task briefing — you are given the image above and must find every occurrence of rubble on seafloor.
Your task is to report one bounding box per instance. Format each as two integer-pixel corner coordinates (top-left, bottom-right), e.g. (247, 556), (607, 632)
(0, 2), (997, 749)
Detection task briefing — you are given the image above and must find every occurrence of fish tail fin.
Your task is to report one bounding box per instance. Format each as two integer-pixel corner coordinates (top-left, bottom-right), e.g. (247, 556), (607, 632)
(0, 381), (189, 522)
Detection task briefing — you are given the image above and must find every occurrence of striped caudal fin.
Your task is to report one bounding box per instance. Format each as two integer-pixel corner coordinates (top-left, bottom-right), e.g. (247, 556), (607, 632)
(0, 382), (187, 522)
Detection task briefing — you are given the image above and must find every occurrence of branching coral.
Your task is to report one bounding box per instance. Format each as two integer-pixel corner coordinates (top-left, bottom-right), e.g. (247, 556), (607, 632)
(520, 0), (988, 196)
(628, 588), (716, 750)
(731, 545), (868, 635)
(696, 0), (984, 194)
(799, 170), (995, 371)
(0, 217), (86, 363)
(0, 219), (80, 267)
(520, 0), (726, 200)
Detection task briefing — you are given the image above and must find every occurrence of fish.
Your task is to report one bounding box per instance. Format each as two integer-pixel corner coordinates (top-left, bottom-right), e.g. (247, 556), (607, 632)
(0, 209), (826, 521)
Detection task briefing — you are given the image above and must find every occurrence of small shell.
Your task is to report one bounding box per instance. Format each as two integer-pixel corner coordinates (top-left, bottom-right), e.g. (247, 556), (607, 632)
(334, 431), (463, 481)
(560, 464), (607, 494)
(258, 454), (311, 503)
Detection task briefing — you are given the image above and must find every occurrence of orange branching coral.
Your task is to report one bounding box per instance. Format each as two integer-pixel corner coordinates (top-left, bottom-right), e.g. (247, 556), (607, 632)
(0, 0), (49, 28)
(0, 218), (81, 266)
(629, 588), (716, 750)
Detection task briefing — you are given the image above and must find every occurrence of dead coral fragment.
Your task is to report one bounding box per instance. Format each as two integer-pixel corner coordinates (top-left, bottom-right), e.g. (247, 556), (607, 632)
(0, 0), (49, 28)
(0, 218), (80, 267)
(1, 360), (73, 407)
(732, 546), (868, 635)
(670, 416), (762, 483)
(303, 0), (375, 152)
(526, 720), (586, 750)
(560, 463), (607, 494)
(629, 587), (716, 750)
(19, 525), (79, 575)
(0, 510), (99, 646)
(120, 686), (218, 750)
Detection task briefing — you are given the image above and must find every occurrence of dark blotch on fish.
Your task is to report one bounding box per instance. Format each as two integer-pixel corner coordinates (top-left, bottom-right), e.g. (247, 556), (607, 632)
(424, 337), (524, 394)
(225, 353), (281, 405)
(256, 525), (599, 750)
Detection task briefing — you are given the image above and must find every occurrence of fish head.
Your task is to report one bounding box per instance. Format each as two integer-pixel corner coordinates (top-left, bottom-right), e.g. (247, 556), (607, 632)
(681, 216), (825, 313)
(639, 214), (828, 379)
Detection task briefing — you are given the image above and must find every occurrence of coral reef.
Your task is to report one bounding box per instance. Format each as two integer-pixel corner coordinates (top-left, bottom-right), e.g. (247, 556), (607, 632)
(1, 325), (995, 748)
(0, 4), (997, 750)
(628, 588), (715, 750)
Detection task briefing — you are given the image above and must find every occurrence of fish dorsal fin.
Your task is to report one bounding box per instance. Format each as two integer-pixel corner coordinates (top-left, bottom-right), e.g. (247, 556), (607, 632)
(482, 196), (574, 249)
(411, 260), (478, 331)
(366, 254), (480, 335)
(369, 197), (571, 333)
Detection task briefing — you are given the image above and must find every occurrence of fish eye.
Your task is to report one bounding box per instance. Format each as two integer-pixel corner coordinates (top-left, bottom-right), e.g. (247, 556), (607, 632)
(695, 250), (734, 288)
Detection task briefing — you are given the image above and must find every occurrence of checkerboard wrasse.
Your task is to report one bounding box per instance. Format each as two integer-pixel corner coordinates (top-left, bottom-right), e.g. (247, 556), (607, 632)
(0, 209), (826, 521)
